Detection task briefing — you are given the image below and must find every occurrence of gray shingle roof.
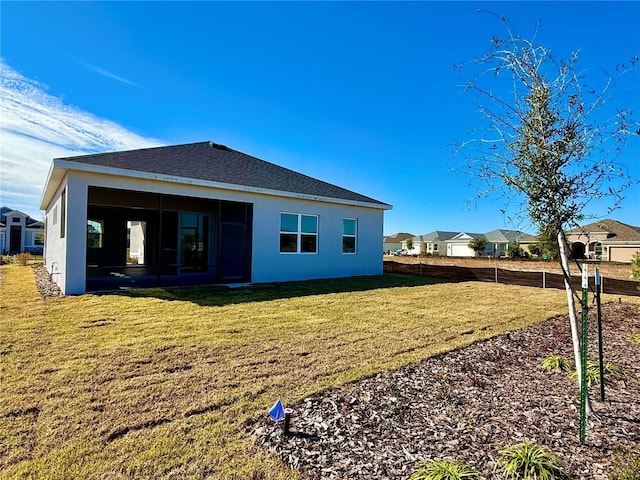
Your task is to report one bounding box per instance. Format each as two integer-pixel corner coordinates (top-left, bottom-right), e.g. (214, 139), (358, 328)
(484, 229), (536, 243)
(56, 141), (388, 207)
(417, 231), (459, 242)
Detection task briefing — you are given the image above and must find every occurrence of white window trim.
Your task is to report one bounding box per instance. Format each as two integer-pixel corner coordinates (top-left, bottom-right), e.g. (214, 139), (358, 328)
(279, 212), (318, 254)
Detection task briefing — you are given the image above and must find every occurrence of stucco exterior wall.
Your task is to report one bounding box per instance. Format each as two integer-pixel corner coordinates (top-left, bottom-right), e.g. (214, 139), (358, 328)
(50, 170), (384, 293)
(43, 175), (69, 292)
(252, 195), (383, 283)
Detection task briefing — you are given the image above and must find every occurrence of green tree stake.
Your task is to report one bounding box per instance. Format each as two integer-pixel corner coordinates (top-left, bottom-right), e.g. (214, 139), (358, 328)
(596, 267), (605, 401)
(580, 265), (589, 445)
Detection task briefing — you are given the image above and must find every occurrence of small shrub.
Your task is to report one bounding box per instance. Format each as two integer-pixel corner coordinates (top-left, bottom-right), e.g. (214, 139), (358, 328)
(410, 459), (483, 480)
(632, 252), (640, 281)
(568, 361), (622, 387)
(540, 356), (572, 373)
(629, 333), (640, 344)
(496, 441), (571, 479)
(15, 252), (33, 266)
(609, 442), (640, 480)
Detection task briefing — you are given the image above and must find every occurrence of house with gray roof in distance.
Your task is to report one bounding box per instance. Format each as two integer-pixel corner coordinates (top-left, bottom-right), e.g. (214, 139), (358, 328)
(39, 141), (391, 294)
(383, 232), (414, 254)
(484, 229), (537, 257)
(444, 232), (488, 257)
(401, 231), (459, 256)
(565, 219), (640, 262)
(0, 207), (44, 255)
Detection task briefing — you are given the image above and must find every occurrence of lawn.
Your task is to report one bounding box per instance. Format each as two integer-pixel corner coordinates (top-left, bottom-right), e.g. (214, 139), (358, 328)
(1, 264), (584, 479)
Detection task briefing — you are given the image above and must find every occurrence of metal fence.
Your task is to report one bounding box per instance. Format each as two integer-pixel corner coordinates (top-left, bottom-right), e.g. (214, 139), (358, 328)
(383, 260), (640, 297)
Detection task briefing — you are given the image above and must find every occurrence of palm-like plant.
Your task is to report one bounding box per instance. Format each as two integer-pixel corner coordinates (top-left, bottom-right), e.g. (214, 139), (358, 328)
(496, 441), (571, 479)
(568, 361), (622, 387)
(540, 356), (572, 373)
(410, 459), (483, 480)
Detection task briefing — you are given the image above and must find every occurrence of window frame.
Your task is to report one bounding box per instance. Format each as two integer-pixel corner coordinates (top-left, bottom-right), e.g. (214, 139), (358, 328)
(60, 189), (66, 238)
(279, 212), (318, 254)
(342, 218), (357, 254)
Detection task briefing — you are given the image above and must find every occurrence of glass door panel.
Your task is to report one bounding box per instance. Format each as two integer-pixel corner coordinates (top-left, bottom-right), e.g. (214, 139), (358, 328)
(179, 213), (209, 273)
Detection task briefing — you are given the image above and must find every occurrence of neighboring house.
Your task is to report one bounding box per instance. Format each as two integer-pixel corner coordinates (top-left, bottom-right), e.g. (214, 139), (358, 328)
(383, 232), (413, 254)
(0, 207), (44, 255)
(484, 229), (537, 257)
(565, 219), (640, 262)
(445, 232), (487, 257)
(39, 141), (391, 294)
(401, 231), (458, 256)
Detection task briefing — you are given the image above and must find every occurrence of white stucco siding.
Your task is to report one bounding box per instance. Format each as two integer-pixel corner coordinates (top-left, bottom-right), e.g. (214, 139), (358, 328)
(43, 175), (69, 293)
(52, 170), (384, 292)
(251, 196), (383, 283)
(65, 176), (89, 294)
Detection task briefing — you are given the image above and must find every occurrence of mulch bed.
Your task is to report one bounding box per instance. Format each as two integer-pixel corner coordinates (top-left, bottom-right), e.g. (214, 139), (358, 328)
(253, 302), (640, 479)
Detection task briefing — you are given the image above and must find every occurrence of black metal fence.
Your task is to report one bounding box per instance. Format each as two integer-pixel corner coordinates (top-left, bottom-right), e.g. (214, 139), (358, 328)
(383, 260), (640, 297)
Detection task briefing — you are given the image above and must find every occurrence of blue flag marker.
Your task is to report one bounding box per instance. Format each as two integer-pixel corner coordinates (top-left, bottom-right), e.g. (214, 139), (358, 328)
(268, 399), (285, 422)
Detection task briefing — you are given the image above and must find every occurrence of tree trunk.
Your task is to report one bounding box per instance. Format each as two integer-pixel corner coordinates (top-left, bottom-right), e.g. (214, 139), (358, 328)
(557, 232), (593, 415)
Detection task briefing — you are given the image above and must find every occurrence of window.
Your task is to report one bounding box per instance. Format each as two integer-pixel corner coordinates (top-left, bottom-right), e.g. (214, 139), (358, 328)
(87, 220), (104, 248)
(433, 243), (438, 251)
(280, 213), (318, 253)
(60, 189), (66, 238)
(342, 218), (357, 254)
(12, 217), (20, 223)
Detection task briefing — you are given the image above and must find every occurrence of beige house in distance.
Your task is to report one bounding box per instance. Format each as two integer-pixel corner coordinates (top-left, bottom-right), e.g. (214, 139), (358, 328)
(565, 219), (640, 262)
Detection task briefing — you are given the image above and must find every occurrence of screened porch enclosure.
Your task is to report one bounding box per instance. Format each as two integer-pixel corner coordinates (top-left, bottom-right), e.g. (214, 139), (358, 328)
(86, 187), (252, 291)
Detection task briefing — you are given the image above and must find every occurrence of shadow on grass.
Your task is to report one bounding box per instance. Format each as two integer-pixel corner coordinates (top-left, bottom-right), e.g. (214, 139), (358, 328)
(108, 274), (455, 307)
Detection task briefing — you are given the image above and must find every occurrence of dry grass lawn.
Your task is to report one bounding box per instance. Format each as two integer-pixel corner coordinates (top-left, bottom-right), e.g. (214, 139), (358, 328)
(1, 264), (626, 479)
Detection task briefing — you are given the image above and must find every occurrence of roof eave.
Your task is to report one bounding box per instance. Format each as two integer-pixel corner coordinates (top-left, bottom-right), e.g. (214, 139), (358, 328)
(44, 160), (392, 211)
(39, 159), (68, 210)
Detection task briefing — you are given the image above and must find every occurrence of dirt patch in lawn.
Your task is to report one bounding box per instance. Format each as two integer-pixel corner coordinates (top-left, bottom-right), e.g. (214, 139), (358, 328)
(253, 302), (640, 479)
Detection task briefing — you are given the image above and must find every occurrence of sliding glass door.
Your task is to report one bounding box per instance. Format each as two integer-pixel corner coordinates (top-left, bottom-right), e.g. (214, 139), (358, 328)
(179, 213), (210, 273)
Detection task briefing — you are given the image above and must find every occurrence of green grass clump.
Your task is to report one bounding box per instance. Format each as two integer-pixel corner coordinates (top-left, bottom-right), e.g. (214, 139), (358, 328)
(629, 333), (640, 344)
(569, 361), (623, 387)
(410, 459), (483, 480)
(540, 356), (572, 373)
(496, 441), (571, 480)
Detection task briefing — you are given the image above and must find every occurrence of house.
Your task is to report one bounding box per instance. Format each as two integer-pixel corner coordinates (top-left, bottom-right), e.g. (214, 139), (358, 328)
(484, 229), (537, 257)
(39, 141), (391, 294)
(401, 231), (459, 256)
(0, 207), (44, 255)
(565, 219), (640, 262)
(444, 232), (487, 257)
(383, 232), (413, 254)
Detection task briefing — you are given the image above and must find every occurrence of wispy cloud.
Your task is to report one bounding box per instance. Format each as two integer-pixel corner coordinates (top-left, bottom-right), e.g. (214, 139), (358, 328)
(73, 58), (141, 87)
(0, 60), (162, 218)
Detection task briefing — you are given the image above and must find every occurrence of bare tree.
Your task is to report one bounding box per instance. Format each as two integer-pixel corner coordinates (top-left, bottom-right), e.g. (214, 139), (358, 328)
(457, 17), (639, 415)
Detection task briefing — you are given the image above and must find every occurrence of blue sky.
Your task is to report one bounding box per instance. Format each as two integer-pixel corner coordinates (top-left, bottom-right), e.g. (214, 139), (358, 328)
(1, 1), (638, 235)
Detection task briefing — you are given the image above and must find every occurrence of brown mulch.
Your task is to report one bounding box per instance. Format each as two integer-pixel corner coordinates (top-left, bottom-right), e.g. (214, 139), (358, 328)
(253, 302), (640, 479)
